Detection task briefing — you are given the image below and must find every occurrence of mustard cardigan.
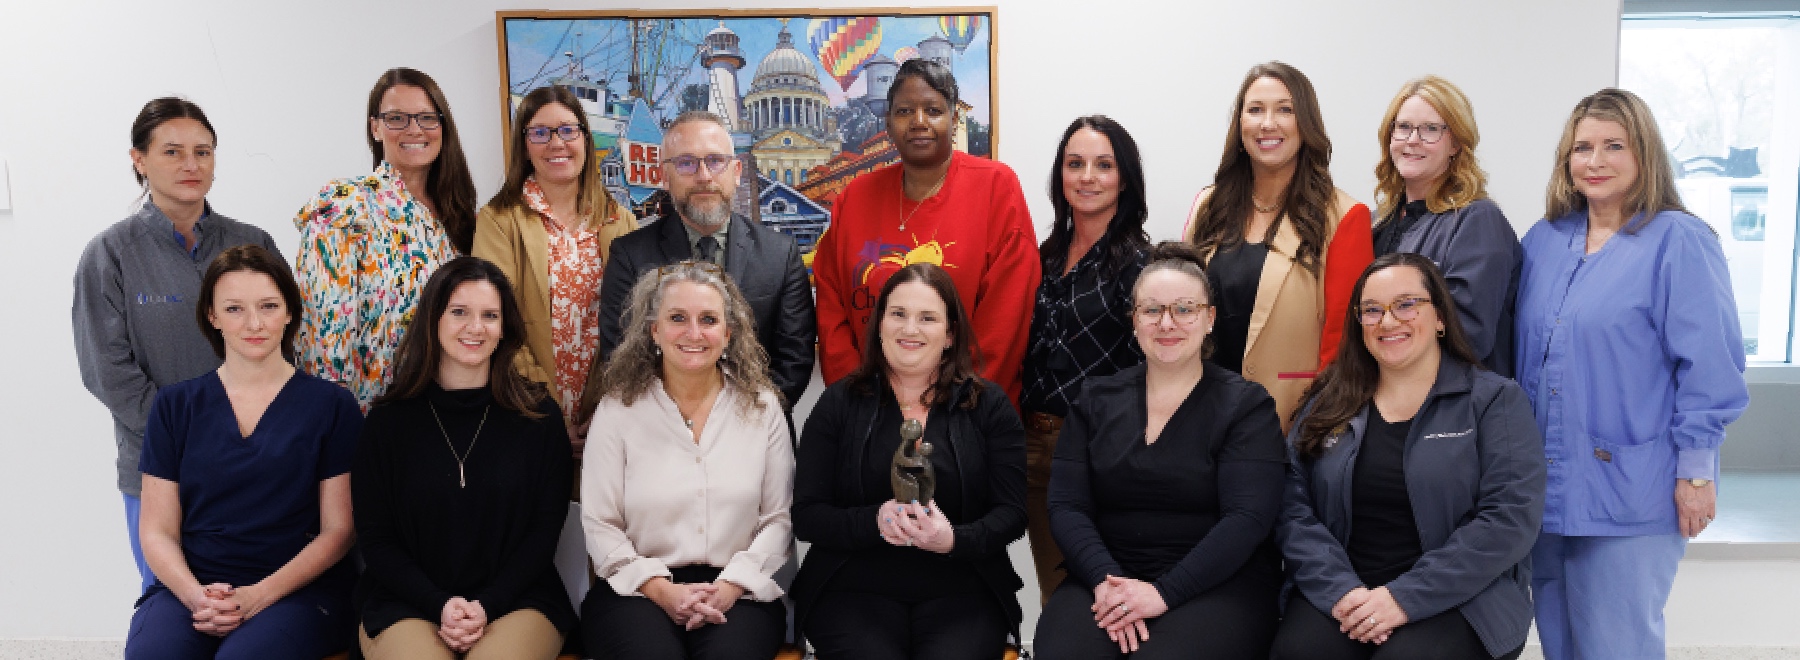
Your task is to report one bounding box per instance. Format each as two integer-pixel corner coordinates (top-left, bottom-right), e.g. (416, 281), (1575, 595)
(473, 194), (638, 411)
(1186, 187), (1374, 428)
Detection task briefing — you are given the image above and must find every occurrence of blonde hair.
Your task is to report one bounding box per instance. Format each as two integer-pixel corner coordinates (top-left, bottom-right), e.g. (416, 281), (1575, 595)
(598, 261), (776, 415)
(1373, 75), (1489, 221)
(1543, 88), (1687, 233)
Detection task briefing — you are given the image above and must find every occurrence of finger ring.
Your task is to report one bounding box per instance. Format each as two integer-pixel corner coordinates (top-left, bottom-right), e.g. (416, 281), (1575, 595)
(904, 539), (912, 546)
(1120, 604), (1130, 614)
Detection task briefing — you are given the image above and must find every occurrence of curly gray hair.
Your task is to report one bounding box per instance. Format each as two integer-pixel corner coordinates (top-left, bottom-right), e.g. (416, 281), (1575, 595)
(598, 260), (777, 414)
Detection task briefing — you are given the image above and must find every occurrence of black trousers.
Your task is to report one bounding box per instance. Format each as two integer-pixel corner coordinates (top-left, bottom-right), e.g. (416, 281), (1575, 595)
(804, 588), (1008, 660)
(1270, 594), (1524, 660)
(1031, 570), (1278, 660)
(581, 566), (787, 660)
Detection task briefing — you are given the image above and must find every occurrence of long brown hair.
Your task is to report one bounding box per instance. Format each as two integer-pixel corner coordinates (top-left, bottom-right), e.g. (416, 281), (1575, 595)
(1543, 88), (1687, 233)
(1372, 75), (1490, 221)
(1293, 253), (1480, 458)
(196, 245), (303, 362)
(486, 86), (623, 229)
(1187, 61), (1336, 275)
(376, 257), (547, 417)
(598, 261), (777, 414)
(366, 68), (478, 253)
(847, 264), (983, 410)
(1044, 115), (1151, 278)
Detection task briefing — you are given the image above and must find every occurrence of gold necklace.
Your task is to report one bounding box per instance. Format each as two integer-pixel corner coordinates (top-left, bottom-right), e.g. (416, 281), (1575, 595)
(1251, 195), (1279, 214)
(428, 402), (489, 488)
(898, 165), (950, 231)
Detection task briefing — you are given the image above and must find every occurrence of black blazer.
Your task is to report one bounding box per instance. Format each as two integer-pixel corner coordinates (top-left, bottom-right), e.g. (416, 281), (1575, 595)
(790, 377), (1027, 642)
(599, 214), (816, 406)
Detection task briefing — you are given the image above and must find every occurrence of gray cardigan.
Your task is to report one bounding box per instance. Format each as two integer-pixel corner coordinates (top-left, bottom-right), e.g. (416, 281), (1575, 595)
(71, 201), (283, 496)
(1373, 198), (1521, 376)
(1276, 359), (1545, 657)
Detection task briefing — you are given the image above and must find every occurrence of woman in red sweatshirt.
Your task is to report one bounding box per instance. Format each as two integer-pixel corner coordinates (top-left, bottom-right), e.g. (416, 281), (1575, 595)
(812, 58), (1039, 403)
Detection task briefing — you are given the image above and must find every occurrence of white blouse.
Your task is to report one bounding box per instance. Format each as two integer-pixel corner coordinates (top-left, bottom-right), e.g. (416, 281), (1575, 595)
(581, 381), (795, 600)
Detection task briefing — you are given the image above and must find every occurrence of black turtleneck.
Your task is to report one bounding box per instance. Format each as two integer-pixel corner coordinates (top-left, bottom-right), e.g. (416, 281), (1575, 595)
(352, 383), (576, 637)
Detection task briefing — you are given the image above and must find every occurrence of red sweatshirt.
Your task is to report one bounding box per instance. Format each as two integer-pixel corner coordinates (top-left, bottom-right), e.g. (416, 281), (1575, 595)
(813, 151), (1040, 404)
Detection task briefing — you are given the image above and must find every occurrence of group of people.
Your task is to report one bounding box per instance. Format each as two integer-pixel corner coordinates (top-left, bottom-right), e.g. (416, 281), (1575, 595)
(72, 55), (1745, 660)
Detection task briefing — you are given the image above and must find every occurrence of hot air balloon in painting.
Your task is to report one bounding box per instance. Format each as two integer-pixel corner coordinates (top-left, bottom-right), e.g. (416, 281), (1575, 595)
(938, 15), (981, 54)
(808, 16), (884, 93)
(892, 46), (920, 64)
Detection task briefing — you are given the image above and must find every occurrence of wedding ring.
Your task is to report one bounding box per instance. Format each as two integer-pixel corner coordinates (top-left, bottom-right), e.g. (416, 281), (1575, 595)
(1120, 604), (1131, 614)
(905, 539), (912, 546)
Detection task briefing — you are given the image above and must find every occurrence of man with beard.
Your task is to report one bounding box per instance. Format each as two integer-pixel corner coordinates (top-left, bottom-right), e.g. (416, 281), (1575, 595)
(599, 111), (816, 408)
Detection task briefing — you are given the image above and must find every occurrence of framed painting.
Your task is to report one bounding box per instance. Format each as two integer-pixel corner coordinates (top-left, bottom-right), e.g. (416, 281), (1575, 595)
(495, 7), (998, 257)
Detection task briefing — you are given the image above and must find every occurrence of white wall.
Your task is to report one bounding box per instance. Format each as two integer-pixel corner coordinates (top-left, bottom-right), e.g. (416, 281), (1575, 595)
(0, 0), (1632, 640)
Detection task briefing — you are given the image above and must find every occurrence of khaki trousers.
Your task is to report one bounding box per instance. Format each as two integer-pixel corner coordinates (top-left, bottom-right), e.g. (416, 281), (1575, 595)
(359, 609), (562, 660)
(1024, 411), (1068, 605)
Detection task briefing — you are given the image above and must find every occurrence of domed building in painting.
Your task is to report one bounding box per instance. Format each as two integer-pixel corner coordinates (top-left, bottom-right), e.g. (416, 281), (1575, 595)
(744, 20), (839, 187)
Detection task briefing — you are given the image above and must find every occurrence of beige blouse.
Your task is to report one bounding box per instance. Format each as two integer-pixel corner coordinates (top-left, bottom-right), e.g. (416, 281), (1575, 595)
(580, 381), (795, 601)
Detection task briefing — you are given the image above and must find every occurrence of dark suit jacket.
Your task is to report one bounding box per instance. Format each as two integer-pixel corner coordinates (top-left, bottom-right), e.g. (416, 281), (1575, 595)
(599, 213), (816, 406)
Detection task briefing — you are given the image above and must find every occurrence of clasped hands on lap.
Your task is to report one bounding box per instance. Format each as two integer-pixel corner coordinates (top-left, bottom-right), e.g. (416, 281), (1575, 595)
(436, 596), (487, 652)
(181, 582), (273, 637)
(1088, 575), (1168, 653)
(1332, 586), (1410, 645)
(640, 576), (745, 631)
(876, 499), (955, 553)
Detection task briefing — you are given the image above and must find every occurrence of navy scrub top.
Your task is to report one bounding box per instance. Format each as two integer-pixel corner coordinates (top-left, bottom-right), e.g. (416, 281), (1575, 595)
(139, 370), (361, 588)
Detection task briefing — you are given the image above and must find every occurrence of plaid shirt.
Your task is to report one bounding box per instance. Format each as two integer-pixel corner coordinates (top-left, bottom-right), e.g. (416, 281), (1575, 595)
(1021, 238), (1148, 417)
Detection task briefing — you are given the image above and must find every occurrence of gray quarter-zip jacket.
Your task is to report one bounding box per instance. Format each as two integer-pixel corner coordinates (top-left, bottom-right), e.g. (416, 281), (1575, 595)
(72, 200), (284, 496)
(1277, 358), (1545, 657)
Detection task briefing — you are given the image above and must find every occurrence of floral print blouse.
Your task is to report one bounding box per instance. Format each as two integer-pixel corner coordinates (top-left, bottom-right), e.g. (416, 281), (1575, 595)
(523, 177), (603, 416)
(292, 161), (458, 410)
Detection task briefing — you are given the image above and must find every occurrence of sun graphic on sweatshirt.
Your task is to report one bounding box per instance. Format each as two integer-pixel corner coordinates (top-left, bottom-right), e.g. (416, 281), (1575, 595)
(854, 233), (957, 289)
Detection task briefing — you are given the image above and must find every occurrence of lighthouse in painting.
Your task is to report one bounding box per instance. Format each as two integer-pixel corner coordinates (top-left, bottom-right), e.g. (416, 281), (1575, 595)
(701, 21), (747, 130)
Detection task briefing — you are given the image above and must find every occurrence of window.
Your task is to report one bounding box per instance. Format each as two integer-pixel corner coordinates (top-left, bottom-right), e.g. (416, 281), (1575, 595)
(1621, 4), (1800, 361)
(771, 200), (788, 214)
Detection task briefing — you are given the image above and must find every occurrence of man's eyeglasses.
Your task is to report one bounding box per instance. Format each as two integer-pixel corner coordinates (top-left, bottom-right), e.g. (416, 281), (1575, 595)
(666, 154), (734, 177)
(376, 111), (443, 131)
(1391, 121), (1448, 144)
(525, 123), (583, 144)
(1136, 300), (1211, 326)
(1359, 297), (1433, 325)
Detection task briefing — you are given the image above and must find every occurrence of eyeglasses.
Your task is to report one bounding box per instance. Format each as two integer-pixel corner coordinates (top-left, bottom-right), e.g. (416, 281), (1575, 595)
(525, 123), (583, 144)
(1136, 300), (1211, 326)
(1391, 121), (1448, 144)
(1358, 297), (1433, 325)
(376, 111), (443, 131)
(653, 260), (724, 280)
(667, 154), (735, 177)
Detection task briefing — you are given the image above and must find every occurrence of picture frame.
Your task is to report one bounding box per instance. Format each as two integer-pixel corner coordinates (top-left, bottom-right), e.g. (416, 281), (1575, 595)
(495, 7), (999, 256)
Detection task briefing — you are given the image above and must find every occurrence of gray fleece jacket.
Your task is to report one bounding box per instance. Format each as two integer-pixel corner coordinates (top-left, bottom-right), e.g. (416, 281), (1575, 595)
(72, 200), (284, 496)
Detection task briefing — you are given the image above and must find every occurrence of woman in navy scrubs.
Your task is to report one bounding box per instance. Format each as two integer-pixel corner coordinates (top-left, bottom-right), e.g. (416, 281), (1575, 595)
(127, 245), (361, 660)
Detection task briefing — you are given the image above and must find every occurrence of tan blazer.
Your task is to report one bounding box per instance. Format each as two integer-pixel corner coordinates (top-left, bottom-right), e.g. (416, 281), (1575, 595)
(473, 195), (637, 411)
(1187, 187), (1373, 428)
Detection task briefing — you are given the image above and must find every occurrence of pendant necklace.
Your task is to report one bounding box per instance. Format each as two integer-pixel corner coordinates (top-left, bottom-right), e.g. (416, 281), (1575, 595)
(898, 165), (950, 232)
(428, 402), (489, 488)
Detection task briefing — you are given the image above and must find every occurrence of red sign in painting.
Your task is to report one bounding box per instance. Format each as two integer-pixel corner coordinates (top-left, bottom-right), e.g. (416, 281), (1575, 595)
(627, 143), (663, 186)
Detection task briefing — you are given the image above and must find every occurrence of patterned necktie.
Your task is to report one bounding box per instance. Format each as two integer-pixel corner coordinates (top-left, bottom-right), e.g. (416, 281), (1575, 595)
(696, 235), (720, 264)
